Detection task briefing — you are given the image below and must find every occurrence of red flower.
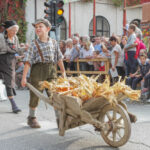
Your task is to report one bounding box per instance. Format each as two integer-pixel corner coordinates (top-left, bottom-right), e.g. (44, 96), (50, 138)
(16, 1), (19, 8)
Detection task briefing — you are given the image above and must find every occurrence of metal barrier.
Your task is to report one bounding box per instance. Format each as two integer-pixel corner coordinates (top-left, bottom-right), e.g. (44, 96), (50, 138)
(57, 58), (110, 75)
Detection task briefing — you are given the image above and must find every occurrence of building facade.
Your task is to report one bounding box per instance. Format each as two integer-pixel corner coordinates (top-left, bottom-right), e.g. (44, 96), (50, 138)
(25, 0), (142, 41)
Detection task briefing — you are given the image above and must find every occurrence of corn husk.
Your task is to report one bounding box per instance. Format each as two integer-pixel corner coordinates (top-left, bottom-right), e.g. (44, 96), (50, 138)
(40, 75), (141, 104)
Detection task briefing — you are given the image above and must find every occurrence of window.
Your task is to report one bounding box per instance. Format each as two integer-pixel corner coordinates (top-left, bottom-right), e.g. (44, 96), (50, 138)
(60, 17), (67, 40)
(89, 16), (110, 37)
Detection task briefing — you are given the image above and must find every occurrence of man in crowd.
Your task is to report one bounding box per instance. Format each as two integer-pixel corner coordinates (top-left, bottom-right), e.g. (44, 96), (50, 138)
(94, 36), (102, 54)
(70, 36), (80, 71)
(124, 24), (138, 76)
(132, 21), (142, 40)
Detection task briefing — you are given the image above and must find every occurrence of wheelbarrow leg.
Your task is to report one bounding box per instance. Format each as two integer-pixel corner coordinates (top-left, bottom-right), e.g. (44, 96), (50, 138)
(119, 101), (137, 123)
(45, 89), (61, 129)
(58, 99), (66, 136)
(54, 109), (59, 128)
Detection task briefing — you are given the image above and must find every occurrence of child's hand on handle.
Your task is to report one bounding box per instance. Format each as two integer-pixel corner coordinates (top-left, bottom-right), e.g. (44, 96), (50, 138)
(21, 78), (27, 87)
(62, 72), (66, 78)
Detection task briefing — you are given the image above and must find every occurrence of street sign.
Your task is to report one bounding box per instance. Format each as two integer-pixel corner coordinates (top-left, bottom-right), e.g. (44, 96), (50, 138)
(63, 0), (80, 3)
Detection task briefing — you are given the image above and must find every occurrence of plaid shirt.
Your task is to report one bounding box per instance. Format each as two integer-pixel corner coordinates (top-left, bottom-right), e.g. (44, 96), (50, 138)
(24, 38), (63, 65)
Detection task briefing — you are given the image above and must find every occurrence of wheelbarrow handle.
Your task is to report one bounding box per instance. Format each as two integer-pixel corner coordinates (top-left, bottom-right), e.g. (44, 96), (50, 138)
(26, 82), (50, 104)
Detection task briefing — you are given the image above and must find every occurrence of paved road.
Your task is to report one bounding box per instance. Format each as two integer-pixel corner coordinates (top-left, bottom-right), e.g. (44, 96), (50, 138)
(0, 90), (150, 150)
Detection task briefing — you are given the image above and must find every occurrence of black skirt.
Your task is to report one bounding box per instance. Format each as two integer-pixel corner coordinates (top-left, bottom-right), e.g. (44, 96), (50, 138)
(0, 53), (16, 96)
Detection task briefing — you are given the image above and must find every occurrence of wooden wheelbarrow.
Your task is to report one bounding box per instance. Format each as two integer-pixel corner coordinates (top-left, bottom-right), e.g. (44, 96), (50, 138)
(27, 82), (137, 148)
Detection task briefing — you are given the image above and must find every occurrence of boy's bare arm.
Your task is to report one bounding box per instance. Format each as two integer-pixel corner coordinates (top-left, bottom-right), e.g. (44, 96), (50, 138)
(58, 59), (66, 78)
(21, 62), (31, 87)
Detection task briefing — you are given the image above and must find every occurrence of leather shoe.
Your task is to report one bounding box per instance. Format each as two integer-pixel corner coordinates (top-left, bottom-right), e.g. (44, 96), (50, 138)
(27, 116), (41, 128)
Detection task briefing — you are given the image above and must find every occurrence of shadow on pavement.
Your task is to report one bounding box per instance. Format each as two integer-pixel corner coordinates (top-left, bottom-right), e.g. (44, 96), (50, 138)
(0, 126), (29, 136)
(0, 131), (83, 150)
(81, 145), (119, 150)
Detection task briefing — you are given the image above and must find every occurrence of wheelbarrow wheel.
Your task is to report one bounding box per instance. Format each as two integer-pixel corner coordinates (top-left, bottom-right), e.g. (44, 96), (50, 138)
(99, 104), (131, 147)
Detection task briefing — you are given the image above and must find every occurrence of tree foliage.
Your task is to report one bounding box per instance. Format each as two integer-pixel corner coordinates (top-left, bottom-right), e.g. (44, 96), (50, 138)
(0, 0), (27, 43)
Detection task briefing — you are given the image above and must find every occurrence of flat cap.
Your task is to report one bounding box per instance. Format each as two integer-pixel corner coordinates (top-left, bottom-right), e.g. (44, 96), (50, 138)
(32, 18), (51, 28)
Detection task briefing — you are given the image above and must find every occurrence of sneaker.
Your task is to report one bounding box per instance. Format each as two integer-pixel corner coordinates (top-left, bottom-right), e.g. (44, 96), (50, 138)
(27, 116), (41, 128)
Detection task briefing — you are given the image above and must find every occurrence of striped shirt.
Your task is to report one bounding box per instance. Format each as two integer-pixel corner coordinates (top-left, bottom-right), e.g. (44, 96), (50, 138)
(24, 38), (63, 65)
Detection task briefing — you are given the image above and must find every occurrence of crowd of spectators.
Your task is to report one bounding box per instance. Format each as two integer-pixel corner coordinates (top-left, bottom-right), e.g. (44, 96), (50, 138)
(58, 22), (150, 99)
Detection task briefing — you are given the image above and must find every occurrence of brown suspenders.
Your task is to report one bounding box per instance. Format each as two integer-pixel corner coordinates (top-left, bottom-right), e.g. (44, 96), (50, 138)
(34, 40), (44, 62)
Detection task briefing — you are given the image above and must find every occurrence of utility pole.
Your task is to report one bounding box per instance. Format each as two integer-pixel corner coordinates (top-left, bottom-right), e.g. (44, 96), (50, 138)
(123, 0), (126, 35)
(93, 0), (96, 36)
(69, 2), (71, 38)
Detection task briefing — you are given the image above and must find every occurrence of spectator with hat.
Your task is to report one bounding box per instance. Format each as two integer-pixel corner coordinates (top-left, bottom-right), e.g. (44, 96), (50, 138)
(0, 20), (27, 113)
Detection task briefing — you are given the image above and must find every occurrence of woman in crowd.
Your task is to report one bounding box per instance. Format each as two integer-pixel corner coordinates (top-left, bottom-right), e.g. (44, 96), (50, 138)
(79, 36), (84, 58)
(120, 36), (128, 49)
(64, 38), (73, 70)
(0, 20), (27, 113)
(80, 36), (94, 71)
(120, 36), (128, 75)
(93, 43), (110, 71)
(59, 40), (66, 55)
(70, 36), (80, 71)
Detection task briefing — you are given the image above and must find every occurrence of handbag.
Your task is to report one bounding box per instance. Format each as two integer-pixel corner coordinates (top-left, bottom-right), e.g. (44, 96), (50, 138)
(0, 79), (7, 101)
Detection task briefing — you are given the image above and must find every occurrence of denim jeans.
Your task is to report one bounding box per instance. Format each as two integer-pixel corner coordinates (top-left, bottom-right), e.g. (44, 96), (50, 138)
(144, 73), (150, 88)
(126, 76), (142, 90)
(126, 51), (138, 76)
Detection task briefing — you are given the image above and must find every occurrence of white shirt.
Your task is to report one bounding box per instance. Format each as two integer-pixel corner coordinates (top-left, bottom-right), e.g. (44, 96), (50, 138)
(82, 44), (94, 65)
(82, 44), (94, 58)
(111, 44), (124, 67)
(64, 48), (72, 59)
